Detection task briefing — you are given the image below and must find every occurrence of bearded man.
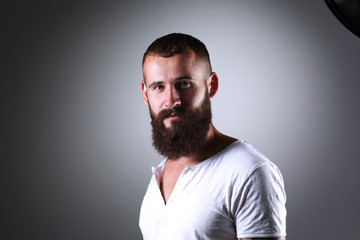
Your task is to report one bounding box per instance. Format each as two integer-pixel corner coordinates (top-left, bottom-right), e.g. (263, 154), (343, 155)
(139, 33), (287, 240)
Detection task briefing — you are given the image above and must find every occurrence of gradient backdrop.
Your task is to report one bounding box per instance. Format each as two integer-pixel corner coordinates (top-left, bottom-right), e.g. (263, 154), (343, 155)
(3, 0), (360, 239)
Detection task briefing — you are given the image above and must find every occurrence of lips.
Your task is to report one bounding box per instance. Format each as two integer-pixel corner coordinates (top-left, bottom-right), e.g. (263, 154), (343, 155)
(166, 113), (181, 120)
(156, 108), (185, 123)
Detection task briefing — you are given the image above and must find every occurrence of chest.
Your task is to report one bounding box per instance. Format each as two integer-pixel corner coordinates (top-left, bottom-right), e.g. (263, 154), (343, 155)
(140, 167), (237, 240)
(160, 165), (184, 204)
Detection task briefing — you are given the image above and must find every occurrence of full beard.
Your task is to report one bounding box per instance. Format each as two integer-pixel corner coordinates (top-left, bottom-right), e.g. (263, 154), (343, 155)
(149, 92), (212, 160)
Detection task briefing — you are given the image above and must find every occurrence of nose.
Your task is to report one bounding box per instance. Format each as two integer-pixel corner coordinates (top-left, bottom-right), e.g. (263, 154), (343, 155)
(164, 86), (181, 108)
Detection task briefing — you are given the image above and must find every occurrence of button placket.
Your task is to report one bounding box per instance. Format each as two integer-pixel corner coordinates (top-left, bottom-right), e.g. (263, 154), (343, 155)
(167, 167), (194, 206)
(168, 168), (186, 204)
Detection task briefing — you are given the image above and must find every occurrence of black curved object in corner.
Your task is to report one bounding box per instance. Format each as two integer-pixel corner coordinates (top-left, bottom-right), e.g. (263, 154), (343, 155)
(325, 0), (360, 38)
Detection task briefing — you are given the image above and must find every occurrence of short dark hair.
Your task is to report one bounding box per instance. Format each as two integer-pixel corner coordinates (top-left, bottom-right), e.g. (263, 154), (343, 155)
(142, 33), (212, 72)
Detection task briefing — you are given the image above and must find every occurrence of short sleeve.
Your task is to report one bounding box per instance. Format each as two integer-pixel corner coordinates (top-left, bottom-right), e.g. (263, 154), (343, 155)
(234, 162), (287, 238)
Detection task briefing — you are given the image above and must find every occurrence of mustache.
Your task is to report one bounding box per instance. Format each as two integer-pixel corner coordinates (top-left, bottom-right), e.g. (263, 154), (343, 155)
(156, 107), (186, 121)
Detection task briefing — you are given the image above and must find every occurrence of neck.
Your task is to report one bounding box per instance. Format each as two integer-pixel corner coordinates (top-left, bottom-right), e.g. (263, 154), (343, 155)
(167, 124), (237, 166)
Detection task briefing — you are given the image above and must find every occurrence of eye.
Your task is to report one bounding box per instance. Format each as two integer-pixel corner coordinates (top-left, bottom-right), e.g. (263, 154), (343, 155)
(178, 81), (192, 89)
(151, 84), (164, 91)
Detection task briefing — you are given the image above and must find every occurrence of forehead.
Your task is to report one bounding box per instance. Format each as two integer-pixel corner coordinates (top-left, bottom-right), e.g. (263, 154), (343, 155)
(143, 49), (207, 83)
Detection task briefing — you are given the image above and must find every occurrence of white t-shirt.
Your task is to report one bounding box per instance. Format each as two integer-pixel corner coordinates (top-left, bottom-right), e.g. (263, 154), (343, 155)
(139, 140), (286, 240)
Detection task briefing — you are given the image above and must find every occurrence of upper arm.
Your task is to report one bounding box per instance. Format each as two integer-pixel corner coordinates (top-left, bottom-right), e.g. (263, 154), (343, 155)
(238, 237), (286, 240)
(234, 164), (287, 237)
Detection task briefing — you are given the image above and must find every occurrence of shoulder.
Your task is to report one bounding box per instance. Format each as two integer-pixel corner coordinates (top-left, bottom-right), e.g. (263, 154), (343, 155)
(212, 140), (275, 174)
(206, 140), (284, 189)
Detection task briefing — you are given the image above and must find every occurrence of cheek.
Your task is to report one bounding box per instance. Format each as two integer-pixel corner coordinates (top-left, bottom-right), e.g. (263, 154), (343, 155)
(147, 95), (162, 114)
(186, 89), (207, 108)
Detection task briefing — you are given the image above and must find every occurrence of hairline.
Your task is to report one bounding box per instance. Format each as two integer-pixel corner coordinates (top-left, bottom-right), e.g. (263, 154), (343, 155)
(142, 48), (212, 84)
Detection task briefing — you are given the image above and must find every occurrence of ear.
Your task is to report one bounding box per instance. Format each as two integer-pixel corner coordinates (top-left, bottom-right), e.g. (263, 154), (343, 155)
(141, 81), (149, 105)
(207, 72), (219, 98)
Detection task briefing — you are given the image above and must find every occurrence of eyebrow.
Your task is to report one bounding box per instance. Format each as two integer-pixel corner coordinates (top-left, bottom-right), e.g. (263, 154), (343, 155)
(175, 75), (193, 81)
(148, 81), (164, 89)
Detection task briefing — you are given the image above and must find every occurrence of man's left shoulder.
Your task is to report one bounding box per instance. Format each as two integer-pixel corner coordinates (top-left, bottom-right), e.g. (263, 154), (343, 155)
(217, 140), (273, 172)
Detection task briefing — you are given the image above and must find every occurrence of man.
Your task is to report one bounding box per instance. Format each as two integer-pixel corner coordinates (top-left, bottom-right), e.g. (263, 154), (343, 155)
(139, 33), (286, 240)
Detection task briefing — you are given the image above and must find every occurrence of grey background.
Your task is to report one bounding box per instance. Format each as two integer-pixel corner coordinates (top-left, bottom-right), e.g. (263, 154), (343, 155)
(3, 0), (360, 239)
